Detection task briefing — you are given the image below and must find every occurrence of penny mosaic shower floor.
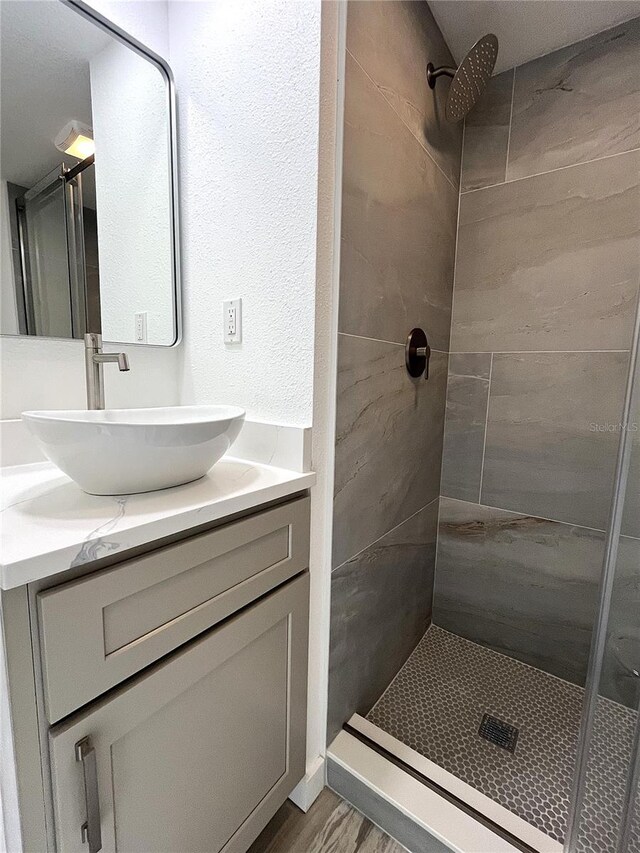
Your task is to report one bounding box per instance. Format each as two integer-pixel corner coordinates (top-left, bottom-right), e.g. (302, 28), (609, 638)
(367, 625), (638, 852)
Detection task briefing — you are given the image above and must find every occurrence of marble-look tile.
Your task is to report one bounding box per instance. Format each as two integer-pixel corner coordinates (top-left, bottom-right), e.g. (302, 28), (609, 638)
(440, 353), (491, 502)
(328, 499), (438, 742)
(481, 352), (632, 533)
(601, 534), (640, 709)
(332, 335), (447, 568)
(461, 69), (513, 192)
(451, 151), (640, 353)
(433, 497), (603, 685)
(508, 18), (640, 181)
(339, 52), (458, 350)
(346, 0), (463, 186)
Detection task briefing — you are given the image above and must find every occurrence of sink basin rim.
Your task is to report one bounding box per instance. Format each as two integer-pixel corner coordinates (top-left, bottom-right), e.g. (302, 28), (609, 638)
(22, 405), (246, 428)
(21, 405), (246, 495)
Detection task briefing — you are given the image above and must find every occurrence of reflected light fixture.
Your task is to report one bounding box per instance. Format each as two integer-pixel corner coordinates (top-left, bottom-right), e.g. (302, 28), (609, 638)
(54, 120), (95, 160)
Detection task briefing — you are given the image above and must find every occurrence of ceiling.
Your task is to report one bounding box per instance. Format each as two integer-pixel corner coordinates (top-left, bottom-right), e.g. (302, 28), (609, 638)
(429, 0), (640, 74)
(0, 0), (111, 190)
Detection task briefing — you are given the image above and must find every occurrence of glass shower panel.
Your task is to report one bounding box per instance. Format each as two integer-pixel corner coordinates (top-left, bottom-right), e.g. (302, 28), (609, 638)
(566, 300), (640, 853)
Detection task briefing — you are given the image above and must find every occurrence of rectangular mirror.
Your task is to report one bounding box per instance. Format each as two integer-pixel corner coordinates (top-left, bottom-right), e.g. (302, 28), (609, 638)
(0, 0), (180, 346)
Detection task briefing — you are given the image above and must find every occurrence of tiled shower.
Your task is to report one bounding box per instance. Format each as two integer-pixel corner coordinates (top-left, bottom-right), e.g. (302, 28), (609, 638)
(328, 2), (640, 850)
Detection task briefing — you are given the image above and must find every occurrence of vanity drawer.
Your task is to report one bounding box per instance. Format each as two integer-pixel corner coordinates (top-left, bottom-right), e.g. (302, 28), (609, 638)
(37, 496), (309, 723)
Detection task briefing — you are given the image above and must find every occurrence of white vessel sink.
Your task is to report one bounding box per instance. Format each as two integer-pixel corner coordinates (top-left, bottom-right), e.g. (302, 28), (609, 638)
(22, 406), (245, 495)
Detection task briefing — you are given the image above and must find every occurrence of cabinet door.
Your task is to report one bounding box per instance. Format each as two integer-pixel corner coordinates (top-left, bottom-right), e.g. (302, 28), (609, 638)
(48, 573), (309, 853)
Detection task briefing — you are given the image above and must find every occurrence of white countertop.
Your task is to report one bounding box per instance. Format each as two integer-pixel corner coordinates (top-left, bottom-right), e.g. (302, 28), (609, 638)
(0, 458), (315, 589)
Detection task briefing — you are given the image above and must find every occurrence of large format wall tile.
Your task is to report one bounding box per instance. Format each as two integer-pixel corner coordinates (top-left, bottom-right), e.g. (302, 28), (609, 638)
(339, 52), (458, 350)
(440, 353), (491, 502)
(328, 499), (438, 741)
(433, 497), (603, 686)
(482, 352), (631, 532)
(508, 18), (640, 181)
(333, 335), (447, 568)
(461, 70), (513, 192)
(346, 1), (462, 186)
(451, 151), (640, 353)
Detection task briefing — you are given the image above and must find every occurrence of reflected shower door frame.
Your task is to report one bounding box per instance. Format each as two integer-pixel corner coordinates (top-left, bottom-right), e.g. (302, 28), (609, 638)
(16, 158), (96, 340)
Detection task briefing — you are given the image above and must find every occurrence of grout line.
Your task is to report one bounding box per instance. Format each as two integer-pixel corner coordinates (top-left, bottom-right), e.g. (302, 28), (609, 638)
(460, 145), (640, 196)
(476, 353), (494, 504)
(338, 332), (404, 348)
(346, 49), (459, 193)
(441, 494), (611, 536)
(338, 332), (447, 355)
(331, 495), (440, 574)
(448, 349), (630, 355)
(503, 66), (516, 183)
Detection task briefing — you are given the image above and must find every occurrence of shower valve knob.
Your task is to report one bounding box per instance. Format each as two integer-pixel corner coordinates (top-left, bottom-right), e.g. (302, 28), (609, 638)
(405, 328), (431, 380)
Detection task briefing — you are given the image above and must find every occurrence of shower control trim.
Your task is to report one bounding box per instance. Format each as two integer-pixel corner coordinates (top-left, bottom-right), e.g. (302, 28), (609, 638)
(405, 328), (431, 380)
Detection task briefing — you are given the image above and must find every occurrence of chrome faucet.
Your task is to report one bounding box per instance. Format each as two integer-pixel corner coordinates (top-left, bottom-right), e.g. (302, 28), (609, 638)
(84, 333), (130, 410)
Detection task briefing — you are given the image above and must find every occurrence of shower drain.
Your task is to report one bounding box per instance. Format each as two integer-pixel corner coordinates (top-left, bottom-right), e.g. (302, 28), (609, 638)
(479, 713), (519, 753)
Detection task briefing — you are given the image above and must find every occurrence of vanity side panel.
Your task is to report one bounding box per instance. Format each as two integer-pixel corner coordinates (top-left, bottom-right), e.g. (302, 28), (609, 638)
(1, 586), (49, 852)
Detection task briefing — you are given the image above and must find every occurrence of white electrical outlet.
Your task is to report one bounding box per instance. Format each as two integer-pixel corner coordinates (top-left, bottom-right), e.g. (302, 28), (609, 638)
(134, 311), (148, 343)
(223, 298), (242, 343)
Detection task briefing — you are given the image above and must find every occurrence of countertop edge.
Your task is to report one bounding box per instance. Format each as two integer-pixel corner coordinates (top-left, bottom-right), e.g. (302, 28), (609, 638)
(1, 467), (315, 591)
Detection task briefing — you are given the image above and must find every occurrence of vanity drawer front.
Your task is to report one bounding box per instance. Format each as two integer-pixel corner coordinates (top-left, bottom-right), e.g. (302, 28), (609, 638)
(38, 496), (309, 723)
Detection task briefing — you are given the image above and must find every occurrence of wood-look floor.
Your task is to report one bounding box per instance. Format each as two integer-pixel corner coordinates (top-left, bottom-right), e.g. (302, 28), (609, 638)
(247, 789), (407, 853)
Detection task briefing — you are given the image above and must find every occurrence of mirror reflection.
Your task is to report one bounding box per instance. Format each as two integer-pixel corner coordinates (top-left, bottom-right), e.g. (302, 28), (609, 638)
(0, 0), (178, 345)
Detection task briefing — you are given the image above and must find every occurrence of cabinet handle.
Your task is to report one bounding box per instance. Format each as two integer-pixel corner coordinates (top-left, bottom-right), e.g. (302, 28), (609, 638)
(75, 737), (102, 853)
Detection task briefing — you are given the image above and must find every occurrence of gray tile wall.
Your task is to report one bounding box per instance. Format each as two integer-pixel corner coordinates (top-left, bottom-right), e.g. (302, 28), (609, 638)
(329, 500), (439, 740)
(437, 16), (640, 701)
(328, 0), (462, 742)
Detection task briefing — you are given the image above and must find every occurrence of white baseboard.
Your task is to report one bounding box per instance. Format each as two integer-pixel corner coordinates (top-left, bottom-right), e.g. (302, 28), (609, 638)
(288, 755), (325, 812)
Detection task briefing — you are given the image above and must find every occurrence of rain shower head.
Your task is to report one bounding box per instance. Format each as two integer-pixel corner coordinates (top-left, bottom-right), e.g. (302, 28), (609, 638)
(427, 33), (499, 123)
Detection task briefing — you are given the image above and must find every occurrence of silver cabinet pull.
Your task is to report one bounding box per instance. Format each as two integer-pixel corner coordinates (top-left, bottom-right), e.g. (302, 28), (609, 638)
(75, 737), (102, 853)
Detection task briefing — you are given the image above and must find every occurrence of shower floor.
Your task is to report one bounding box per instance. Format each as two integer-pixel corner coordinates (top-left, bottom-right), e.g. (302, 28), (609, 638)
(366, 625), (638, 852)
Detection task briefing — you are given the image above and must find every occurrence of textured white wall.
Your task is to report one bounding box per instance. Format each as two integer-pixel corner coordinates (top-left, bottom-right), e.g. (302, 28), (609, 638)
(168, 0), (321, 426)
(2, 0), (322, 423)
(0, 0), (179, 419)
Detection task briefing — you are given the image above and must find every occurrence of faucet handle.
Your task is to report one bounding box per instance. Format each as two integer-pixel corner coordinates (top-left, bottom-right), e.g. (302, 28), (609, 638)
(117, 353), (130, 371)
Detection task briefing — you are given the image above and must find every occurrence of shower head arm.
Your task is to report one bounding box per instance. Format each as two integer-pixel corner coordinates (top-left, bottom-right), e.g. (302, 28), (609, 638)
(426, 63), (456, 89)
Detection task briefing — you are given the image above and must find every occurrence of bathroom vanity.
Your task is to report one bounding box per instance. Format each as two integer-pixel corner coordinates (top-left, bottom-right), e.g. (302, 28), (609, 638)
(0, 0), (317, 849)
(1, 457), (314, 852)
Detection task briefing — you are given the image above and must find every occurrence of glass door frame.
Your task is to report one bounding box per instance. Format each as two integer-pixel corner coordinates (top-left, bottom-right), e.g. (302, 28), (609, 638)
(565, 290), (640, 852)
